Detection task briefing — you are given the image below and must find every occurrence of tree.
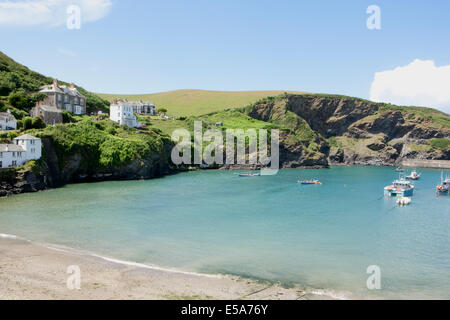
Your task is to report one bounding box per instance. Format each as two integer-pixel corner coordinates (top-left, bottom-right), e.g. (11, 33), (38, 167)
(22, 117), (33, 130)
(158, 107), (168, 114)
(8, 91), (31, 111)
(31, 117), (46, 129)
(31, 92), (48, 104)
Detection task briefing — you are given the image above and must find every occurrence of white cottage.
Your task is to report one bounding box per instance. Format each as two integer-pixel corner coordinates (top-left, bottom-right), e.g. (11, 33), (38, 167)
(0, 134), (42, 168)
(110, 103), (140, 128)
(0, 110), (17, 131)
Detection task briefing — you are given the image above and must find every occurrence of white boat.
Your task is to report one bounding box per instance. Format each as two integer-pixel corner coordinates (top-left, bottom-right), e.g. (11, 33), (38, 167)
(396, 196), (412, 206)
(405, 170), (421, 180)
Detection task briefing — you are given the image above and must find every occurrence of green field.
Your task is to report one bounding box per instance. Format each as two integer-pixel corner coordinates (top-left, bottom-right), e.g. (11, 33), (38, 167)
(98, 89), (306, 116)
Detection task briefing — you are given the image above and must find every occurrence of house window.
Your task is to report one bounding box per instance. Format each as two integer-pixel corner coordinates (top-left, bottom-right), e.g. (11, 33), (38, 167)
(0, 161), (2, 167)
(12, 152), (16, 157)
(12, 160), (17, 166)
(0, 152), (2, 158)
(31, 148), (35, 153)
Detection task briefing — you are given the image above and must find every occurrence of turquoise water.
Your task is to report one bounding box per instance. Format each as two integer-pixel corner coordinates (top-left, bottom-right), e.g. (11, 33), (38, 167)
(0, 167), (448, 299)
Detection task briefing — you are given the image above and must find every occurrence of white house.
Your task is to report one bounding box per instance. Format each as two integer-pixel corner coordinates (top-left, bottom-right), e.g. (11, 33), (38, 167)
(0, 134), (42, 168)
(0, 110), (17, 131)
(110, 103), (140, 128)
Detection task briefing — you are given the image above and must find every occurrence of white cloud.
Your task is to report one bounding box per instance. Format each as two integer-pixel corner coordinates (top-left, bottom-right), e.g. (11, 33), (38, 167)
(370, 59), (450, 114)
(0, 0), (112, 27)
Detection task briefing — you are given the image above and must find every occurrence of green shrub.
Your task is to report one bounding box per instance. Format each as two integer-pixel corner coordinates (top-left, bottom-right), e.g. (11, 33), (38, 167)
(430, 138), (450, 150)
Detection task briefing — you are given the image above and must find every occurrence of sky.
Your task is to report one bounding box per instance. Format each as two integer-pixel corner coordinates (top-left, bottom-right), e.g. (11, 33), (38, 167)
(1, 0), (450, 113)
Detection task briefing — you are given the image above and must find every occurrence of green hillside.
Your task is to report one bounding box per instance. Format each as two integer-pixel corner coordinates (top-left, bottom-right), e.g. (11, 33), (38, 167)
(0, 51), (109, 117)
(98, 89), (306, 116)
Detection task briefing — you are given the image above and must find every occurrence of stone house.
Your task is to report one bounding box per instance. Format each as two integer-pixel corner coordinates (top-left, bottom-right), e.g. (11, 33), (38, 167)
(30, 104), (63, 125)
(38, 79), (86, 115)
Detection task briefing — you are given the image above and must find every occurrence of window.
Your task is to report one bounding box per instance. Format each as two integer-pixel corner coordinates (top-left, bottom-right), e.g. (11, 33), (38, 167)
(12, 152), (16, 157)
(12, 161), (17, 166)
(0, 152), (2, 158)
(0, 161), (2, 167)
(31, 148), (35, 153)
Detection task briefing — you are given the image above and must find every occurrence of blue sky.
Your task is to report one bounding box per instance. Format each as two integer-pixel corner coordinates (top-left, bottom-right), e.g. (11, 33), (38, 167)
(1, 0), (450, 111)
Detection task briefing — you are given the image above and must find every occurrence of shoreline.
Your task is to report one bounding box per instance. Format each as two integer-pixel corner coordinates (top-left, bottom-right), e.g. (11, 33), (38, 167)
(0, 234), (329, 300)
(2, 163), (449, 199)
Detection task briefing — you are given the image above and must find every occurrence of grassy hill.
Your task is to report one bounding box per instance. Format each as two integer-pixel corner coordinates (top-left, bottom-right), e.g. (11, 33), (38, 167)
(98, 89), (306, 116)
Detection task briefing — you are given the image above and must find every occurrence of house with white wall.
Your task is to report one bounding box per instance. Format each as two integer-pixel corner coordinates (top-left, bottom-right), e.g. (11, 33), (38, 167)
(110, 102), (140, 128)
(0, 134), (42, 168)
(0, 110), (17, 131)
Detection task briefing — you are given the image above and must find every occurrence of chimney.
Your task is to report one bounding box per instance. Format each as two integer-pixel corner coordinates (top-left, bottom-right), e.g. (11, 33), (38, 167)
(53, 79), (58, 86)
(70, 83), (75, 89)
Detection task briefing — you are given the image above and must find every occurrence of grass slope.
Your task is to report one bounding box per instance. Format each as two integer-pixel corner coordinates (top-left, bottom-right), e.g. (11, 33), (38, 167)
(98, 89), (305, 116)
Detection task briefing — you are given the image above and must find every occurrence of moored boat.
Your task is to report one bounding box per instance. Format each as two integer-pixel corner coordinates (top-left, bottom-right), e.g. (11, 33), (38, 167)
(405, 170), (421, 180)
(396, 196), (412, 206)
(298, 179), (322, 185)
(436, 171), (449, 195)
(384, 178), (414, 197)
(238, 173), (261, 177)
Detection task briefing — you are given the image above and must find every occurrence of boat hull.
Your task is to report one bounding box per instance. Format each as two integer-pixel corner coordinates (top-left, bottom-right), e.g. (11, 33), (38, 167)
(384, 187), (414, 197)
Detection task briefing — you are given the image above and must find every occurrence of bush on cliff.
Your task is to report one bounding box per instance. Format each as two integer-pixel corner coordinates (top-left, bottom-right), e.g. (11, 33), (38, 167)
(37, 119), (169, 173)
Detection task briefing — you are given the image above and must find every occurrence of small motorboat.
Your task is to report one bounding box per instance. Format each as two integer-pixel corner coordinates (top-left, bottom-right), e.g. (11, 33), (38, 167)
(298, 179), (322, 185)
(405, 170), (421, 180)
(395, 167), (405, 172)
(436, 171), (449, 195)
(384, 177), (414, 197)
(396, 196), (412, 206)
(238, 173), (261, 177)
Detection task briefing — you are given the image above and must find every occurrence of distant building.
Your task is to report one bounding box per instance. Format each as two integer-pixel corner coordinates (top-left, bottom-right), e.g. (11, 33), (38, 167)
(38, 79), (86, 115)
(0, 110), (17, 131)
(30, 104), (63, 125)
(110, 102), (140, 128)
(115, 99), (156, 115)
(0, 134), (41, 168)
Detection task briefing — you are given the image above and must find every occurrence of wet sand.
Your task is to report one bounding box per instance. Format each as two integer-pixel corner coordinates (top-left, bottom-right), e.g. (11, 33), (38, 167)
(0, 237), (313, 300)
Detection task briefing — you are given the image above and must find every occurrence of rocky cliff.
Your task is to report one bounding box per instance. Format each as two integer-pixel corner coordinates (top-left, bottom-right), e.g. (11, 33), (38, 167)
(246, 94), (450, 167)
(0, 120), (174, 197)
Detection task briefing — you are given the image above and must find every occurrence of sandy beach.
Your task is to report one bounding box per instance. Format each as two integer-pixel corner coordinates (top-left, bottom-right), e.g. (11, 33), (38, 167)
(0, 236), (312, 300)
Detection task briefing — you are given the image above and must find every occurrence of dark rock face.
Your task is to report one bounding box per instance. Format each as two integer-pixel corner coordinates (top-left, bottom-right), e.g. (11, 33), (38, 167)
(285, 96), (380, 137)
(247, 95), (450, 167)
(0, 169), (46, 197)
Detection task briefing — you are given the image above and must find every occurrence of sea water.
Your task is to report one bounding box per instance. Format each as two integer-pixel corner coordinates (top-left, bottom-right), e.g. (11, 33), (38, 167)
(0, 167), (448, 299)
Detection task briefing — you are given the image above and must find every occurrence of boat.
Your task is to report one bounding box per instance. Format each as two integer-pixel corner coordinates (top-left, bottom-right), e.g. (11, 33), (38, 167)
(238, 173), (261, 177)
(396, 196), (412, 206)
(436, 171), (449, 195)
(405, 170), (421, 180)
(298, 179), (322, 185)
(395, 167), (404, 172)
(384, 177), (414, 197)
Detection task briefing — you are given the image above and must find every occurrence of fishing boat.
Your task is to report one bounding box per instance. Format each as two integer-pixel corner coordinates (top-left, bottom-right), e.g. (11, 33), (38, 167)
(298, 179), (322, 185)
(396, 196), (412, 206)
(436, 171), (449, 195)
(238, 173), (261, 177)
(405, 170), (421, 180)
(384, 177), (414, 197)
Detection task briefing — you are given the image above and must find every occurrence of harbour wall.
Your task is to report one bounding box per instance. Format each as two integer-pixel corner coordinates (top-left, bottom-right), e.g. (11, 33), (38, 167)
(400, 159), (450, 169)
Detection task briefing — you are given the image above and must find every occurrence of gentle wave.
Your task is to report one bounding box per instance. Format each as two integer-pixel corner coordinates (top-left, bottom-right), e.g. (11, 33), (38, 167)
(0, 232), (223, 279)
